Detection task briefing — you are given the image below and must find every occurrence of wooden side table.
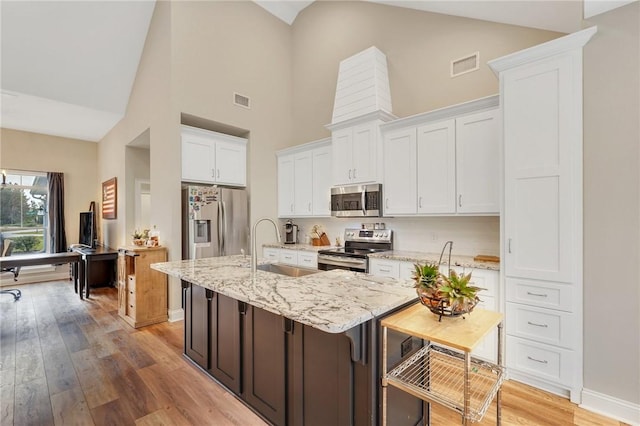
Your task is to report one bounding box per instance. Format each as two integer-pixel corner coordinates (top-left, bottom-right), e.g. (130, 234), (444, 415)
(381, 304), (505, 425)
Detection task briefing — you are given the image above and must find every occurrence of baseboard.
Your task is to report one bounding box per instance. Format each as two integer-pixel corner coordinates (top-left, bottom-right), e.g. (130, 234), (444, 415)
(581, 389), (640, 425)
(168, 308), (184, 322)
(0, 271), (69, 286)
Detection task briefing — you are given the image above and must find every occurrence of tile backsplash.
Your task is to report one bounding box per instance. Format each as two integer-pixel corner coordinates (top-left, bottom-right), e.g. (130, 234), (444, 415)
(285, 216), (500, 256)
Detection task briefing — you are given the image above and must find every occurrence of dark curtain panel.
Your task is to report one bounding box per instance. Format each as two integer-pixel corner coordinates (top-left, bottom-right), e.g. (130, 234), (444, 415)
(47, 172), (67, 253)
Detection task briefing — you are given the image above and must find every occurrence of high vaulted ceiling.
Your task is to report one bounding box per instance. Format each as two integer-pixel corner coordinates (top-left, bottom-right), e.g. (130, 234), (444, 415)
(1, 1), (633, 143)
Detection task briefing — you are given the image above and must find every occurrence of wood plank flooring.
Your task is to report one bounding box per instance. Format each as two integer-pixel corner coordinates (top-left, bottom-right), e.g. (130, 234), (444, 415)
(0, 281), (630, 425)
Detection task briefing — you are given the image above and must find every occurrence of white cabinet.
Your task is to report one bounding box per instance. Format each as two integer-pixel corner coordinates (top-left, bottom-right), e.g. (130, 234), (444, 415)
(382, 98), (499, 216)
(278, 250), (298, 266)
(181, 125), (247, 187)
(297, 252), (318, 269)
(262, 247), (318, 269)
(277, 139), (332, 218)
(263, 247), (279, 261)
(312, 146), (332, 216)
(455, 109), (500, 213)
(327, 112), (395, 186)
(489, 27), (596, 401)
(369, 258), (400, 278)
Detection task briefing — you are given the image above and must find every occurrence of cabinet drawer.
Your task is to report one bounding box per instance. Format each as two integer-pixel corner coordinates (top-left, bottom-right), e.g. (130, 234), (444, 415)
(263, 247), (279, 261)
(369, 259), (399, 278)
(278, 250), (298, 266)
(127, 275), (136, 293)
(506, 303), (575, 349)
(506, 278), (573, 312)
(506, 335), (574, 386)
(398, 261), (415, 280)
(297, 252), (318, 269)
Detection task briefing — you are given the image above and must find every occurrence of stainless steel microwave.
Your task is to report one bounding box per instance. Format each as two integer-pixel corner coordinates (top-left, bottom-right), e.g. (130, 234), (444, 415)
(331, 184), (382, 217)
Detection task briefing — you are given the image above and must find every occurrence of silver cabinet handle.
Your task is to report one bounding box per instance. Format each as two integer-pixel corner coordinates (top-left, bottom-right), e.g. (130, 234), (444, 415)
(527, 356), (548, 364)
(527, 321), (548, 328)
(353, 168), (356, 179)
(508, 238), (512, 253)
(527, 291), (548, 298)
(385, 198), (389, 209)
(291, 203), (294, 212)
(217, 169), (220, 178)
(418, 197), (422, 208)
(379, 267), (391, 272)
(348, 169), (352, 180)
(459, 194), (462, 207)
(212, 168), (215, 178)
(308, 202), (311, 212)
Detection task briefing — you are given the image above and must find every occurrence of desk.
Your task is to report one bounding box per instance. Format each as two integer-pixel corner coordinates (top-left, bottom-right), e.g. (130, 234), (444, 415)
(381, 304), (505, 425)
(69, 246), (118, 298)
(0, 252), (84, 298)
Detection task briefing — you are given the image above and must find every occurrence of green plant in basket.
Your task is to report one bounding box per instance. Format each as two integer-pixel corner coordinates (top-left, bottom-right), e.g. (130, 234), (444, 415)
(413, 261), (444, 304)
(439, 270), (484, 313)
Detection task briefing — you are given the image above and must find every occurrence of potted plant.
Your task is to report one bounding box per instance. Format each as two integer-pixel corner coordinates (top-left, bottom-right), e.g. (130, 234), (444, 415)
(413, 262), (484, 320)
(132, 229), (149, 246)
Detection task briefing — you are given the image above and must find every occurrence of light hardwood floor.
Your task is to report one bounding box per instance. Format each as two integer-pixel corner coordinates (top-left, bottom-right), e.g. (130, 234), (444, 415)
(0, 281), (629, 425)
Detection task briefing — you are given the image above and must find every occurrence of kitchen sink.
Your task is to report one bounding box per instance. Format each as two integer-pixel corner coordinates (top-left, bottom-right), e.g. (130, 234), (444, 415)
(257, 263), (320, 277)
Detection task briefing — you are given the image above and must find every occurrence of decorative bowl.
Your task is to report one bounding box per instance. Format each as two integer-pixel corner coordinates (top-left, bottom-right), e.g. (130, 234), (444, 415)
(133, 239), (146, 246)
(416, 288), (477, 322)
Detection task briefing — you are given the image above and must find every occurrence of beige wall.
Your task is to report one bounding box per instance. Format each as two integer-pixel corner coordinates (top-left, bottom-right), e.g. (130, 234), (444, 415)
(0, 128), (99, 247)
(291, 1), (563, 142)
(583, 2), (640, 406)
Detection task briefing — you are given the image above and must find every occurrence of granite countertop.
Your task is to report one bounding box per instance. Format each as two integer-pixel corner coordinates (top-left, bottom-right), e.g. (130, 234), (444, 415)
(263, 243), (338, 252)
(368, 250), (500, 271)
(151, 255), (416, 334)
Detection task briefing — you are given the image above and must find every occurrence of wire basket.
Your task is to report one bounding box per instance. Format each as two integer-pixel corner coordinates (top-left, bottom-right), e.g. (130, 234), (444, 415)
(416, 289), (477, 322)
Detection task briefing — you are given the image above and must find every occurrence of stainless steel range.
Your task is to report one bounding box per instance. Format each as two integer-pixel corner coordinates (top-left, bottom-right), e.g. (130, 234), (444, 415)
(317, 228), (392, 273)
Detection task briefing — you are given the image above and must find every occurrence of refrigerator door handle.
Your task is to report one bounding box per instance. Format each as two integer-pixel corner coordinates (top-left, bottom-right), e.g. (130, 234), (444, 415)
(221, 201), (227, 256)
(217, 201), (223, 255)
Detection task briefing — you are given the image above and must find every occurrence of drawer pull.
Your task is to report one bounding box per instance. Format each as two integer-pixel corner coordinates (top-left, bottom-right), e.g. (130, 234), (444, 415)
(527, 356), (548, 364)
(527, 291), (548, 297)
(527, 321), (548, 328)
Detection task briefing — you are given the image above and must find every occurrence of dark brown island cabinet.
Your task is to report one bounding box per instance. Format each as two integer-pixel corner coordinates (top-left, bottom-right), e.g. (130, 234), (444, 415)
(181, 281), (422, 426)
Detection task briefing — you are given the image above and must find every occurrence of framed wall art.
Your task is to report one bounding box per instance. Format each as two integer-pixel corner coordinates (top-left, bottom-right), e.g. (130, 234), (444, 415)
(102, 177), (117, 219)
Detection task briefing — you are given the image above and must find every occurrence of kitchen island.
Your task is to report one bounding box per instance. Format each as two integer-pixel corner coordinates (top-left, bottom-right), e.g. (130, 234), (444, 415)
(152, 255), (422, 426)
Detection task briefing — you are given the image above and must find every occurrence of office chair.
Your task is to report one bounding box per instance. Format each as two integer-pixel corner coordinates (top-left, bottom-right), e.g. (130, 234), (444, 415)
(1, 239), (22, 300)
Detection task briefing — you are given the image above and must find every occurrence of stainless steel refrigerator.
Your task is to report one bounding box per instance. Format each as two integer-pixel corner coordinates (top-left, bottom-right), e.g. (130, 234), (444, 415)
(182, 185), (249, 260)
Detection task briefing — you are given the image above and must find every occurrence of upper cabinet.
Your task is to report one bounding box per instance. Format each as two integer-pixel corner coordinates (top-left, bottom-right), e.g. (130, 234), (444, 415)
(277, 139), (332, 218)
(382, 97), (500, 216)
(327, 111), (395, 186)
(181, 125), (247, 187)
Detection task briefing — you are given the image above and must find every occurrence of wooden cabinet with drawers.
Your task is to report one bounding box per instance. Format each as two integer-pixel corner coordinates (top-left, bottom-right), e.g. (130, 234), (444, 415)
(117, 246), (168, 328)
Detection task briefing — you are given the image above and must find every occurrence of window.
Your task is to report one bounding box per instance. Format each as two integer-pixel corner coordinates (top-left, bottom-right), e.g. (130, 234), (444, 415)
(0, 171), (49, 254)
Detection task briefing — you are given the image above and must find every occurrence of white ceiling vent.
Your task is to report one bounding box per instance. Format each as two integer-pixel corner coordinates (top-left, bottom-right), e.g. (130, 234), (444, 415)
(451, 52), (480, 78)
(233, 92), (251, 109)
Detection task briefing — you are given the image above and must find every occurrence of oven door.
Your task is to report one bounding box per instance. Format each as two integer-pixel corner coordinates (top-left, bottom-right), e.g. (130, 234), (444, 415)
(317, 254), (367, 272)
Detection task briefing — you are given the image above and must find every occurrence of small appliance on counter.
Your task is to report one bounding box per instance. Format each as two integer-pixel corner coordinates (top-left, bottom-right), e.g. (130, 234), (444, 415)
(284, 220), (299, 244)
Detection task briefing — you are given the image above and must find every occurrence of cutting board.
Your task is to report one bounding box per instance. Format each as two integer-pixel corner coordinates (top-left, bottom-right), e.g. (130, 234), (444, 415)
(473, 255), (500, 263)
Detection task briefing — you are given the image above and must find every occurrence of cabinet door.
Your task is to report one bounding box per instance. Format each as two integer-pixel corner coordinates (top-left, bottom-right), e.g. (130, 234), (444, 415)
(455, 109), (500, 214)
(332, 128), (353, 185)
(182, 134), (215, 183)
(297, 251), (318, 269)
(383, 128), (417, 215)
(216, 139), (247, 187)
(244, 306), (287, 426)
(351, 123), (377, 183)
(369, 258), (400, 278)
(312, 146), (332, 216)
(277, 154), (295, 217)
(184, 283), (210, 369)
(209, 293), (241, 394)
(263, 247), (280, 261)
(293, 152), (313, 216)
(416, 120), (456, 214)
(278, 250), (298, 266)
(503, 56), (574, 283)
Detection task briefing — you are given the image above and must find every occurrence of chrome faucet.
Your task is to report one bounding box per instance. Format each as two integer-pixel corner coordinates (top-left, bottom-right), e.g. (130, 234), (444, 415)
(251, 218), (282, 273)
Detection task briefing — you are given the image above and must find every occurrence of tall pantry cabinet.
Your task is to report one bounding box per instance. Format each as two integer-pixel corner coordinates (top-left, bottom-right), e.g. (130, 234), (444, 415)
(489, 27), (596, 402)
